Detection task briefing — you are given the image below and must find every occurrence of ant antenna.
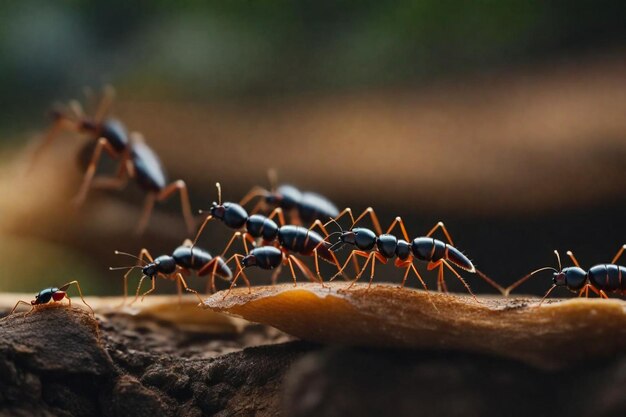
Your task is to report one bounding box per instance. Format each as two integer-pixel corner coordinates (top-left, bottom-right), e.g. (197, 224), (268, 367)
(114, 250), (148, 265)
(267, 168), (278, 192)
(215, 182), (222, 205)
(536, 284), (557, 307)
(109, 265), (144, 271)
(553, 250), (562, 271)
(327, 217), (344, 233)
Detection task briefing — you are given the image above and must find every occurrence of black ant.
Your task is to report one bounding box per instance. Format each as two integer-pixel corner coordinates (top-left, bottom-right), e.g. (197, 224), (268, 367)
(111, 238), (239, 304)
(237, 169), (339, 225)
(504, 245), (626, 301)
(192, 183), (345, 286)
(325, 207), (504, 299)
(8, 281), (94, 317)
(29, 86), (195, 234)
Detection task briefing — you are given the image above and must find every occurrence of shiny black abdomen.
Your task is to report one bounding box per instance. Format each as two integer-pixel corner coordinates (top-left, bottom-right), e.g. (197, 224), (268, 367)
(246, 215), (279, 240)
(297, 191), (340, 224)
(376, 234), (398, 258)
(588, 264), (625, 292)
(132, 141), (167, 192)
(274, 185), (302, 210)
(197, 257), (232, 279)
(172, 246), (212, 270)
(411, 238), (474, 271)
(99, 119), (129, 152)
(250, 246), (283, 269)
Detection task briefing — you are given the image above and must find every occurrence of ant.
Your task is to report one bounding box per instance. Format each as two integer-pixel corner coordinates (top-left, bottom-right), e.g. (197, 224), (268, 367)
(237, 170), (339, 225)
(29, 86), (195, 234)
(504, 245), (626, 301)
(8, 281), (94, 317)
(325, 207), (504, 299)
(192, 183), (345, 285)
(111, 238), (240, 305)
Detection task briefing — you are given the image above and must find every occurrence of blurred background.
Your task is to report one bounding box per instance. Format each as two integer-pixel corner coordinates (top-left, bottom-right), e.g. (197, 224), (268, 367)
(0, 1), (625, 297)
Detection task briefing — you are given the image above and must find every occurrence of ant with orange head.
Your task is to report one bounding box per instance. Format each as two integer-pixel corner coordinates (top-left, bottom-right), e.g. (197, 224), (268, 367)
(8, 281), (94, 317)
(504, 245), (626, 301)
(237, 170), (339, 225)
(29, 86), (195, 234)
(110, 238), (243, 304)
(325, 207), (504, 299)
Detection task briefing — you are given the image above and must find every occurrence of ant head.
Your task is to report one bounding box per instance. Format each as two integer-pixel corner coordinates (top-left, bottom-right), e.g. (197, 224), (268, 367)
(241, 254), (256, 268)
(209, 202), (226, 219)
(340, 230), (356, 245)
(552, 271), (567, 287)
(142, 262), (159, 278)
(553, 267), (587, 289)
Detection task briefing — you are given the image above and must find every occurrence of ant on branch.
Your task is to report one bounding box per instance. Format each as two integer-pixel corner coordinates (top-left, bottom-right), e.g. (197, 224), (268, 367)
(324, 208), (504, 299)
(504, 245), (626, 301)
(29, 86), (195, 234)
(110, 238), (245, 304)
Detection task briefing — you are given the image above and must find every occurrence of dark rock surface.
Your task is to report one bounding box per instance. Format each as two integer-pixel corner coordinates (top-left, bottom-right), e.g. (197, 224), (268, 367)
(1, 305), (624, 417)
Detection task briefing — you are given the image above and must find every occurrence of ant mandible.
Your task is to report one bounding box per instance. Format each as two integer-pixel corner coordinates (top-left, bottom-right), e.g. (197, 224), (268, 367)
(504, 245), (626, 301)
(29, 87), (195, 234)
(8, 281), (94, 317)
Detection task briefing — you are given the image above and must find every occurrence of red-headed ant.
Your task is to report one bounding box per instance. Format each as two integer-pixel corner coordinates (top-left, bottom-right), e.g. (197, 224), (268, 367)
(324, 208), (504, 299)
(504, 245), (626, 301)
(110, 238), (240, 305)
(29, 87), (195, 234)
(237, 170), (339, 225)
(8, 281), (94, 317)
(192, 183), (344, 287)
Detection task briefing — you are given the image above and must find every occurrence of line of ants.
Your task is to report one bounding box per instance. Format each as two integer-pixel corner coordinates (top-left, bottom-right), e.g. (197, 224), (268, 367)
(6, 87), (626, 317)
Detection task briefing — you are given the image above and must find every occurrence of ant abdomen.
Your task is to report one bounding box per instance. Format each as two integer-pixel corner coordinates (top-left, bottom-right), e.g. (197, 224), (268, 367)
(411, 237), (475, 272)
(588, 264), (626, 292)
(173, 246), (213, 270)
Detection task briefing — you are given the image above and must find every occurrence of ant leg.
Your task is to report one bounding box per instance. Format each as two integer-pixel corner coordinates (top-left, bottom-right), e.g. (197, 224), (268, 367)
(289, 255), (321, 285)
(238, 186), (269, 208)
(536, 285), (558, 307)
(94, 85), (115, 124)
(9, 300), (32, 316)
(502, 266), (557, 297)
(330, 250), (366, 281)
(193, 215), (214, 245)
(173, 273), (203, 304)
(138, 277), (157, 302)
(223, 255), (251, 298)
(221, 232), (243, 257)
(23, 305), (38, 317)
(324, 208), (356, 228)
(73, 138), (119, 206)
(396, 259), (428, 291)
(474, 269), (506, 295)
(310, 248), (328, 287)
(351, 207), (383, 235)
(270, 265), (283, 285)
(267, 207), (287, 227)
(156, 180), (195, 235)
(346, 252), (376, 289)
(585, 285), (608, 299)
(135, 193), (157, 235)
(425, 222), (455, 246)
(611, 244), (626, 264)
(566, 251), (582, 268)
(366, 253), (388, 290)
(386, 217), (411, 241)
(442, 260), (478, 302)
(90, 157), (130, 191)
(59, 280), (95, 316)
(286, 257), (299, 286)
(427, 261), (447, 292)
(27, 117), (79, 171)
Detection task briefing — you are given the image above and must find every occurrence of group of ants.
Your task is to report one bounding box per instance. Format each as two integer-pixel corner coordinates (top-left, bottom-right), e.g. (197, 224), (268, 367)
(7, 87), (626, 319)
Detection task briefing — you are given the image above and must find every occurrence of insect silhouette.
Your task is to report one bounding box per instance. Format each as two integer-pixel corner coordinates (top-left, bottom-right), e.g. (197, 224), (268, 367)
(8, 281), (94, 317)
(325, 207), (504, 299)
(504, 245), (626, 301)
(237, 170), (339, 225)
(193, 183), (344, 287)
(29, 87), (195, 234)
(111, 240), (237, 305)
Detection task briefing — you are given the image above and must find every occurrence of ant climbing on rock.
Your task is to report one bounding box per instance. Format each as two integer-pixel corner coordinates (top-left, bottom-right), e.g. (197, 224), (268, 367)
(29, 86), (195, 234)
(504, 245), (626, 301)
(8, 281), (94, 317)
(325, 207), (504, 299)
